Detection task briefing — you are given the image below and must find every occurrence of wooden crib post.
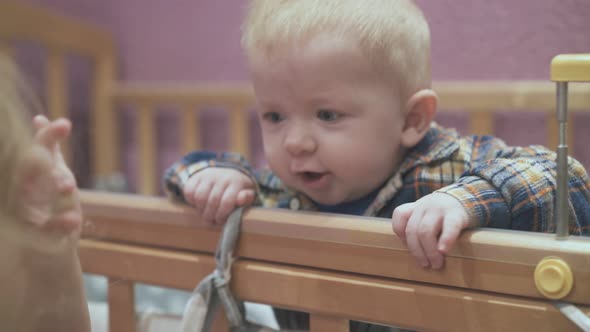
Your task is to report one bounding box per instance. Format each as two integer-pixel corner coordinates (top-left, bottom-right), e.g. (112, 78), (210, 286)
(46, 46), (71, 165)
(92, 53), (120, 189)
(181, 103), (201, 154)
(137, 102), (157, 195)
(107, 279), (136, 332)
(229, 105), (250, 159)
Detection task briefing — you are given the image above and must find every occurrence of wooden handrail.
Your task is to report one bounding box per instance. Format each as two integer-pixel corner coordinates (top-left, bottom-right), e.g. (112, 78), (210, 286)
(112, 81), (590, 111)
(80, 190), (590, 306)
(434, 80), (590, 110)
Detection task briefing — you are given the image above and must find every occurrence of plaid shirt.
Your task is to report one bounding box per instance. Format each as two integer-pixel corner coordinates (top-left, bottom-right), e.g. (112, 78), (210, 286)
(164, 123), (590, 235)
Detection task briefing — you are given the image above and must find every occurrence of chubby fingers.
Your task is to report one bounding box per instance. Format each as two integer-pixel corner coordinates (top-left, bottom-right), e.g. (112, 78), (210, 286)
(403, 208), (431, 269)
(214, 185), (240, 224)
(214, 186), (255, 224)
(236, 189), (256, 206)
(182, 176), (243, 224)
(416, 212), (445, 269)
(392, 202), (445, 269)
(183, 176), (213, 215)
(391, 202), (415, 242)
(437, 211), (466, 254)
(213, 188), (256, 223)
(202, 179), (228, 223)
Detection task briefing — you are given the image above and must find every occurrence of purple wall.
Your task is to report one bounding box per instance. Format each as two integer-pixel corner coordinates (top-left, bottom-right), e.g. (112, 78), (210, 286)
(31, 0), (590, 81)
(30, 0), (248, 82)
(25, 0), (590, 191)
(419, 0), (590, 80)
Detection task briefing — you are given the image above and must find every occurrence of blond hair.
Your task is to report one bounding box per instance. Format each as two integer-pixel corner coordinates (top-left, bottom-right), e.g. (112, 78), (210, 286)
(0, 54), (40, 217)
(241, 0), (431, 101)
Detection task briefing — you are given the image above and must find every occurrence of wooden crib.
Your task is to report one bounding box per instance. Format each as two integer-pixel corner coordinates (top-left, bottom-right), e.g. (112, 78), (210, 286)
(79, 190), (590, 332)
(2, 2), (590, 331)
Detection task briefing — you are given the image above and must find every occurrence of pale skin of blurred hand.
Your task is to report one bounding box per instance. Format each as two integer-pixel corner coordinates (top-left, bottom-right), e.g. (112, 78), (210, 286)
(18, 115), (82, 235)
(182, 168), (257, 224)
(0, 115), (89, 332)
(392, 193), (469, 270)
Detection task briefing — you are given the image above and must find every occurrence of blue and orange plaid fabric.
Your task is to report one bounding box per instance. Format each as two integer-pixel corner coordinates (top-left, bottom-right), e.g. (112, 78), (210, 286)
(164, 123), (590, 235)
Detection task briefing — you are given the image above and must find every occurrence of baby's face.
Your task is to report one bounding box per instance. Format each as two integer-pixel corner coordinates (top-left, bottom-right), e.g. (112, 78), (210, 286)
(251, 34), (407, 205)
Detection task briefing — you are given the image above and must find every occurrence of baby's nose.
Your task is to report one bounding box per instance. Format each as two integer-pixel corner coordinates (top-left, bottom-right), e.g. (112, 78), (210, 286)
(284, 128), (317, 156)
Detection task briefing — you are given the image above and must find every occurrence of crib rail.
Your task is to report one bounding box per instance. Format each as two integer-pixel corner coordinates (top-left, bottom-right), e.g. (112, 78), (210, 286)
(79, 190), (590, 331)
(111, 81), (590, 195)
(112, 84), (255, 195)
(435, 80), (590, 143)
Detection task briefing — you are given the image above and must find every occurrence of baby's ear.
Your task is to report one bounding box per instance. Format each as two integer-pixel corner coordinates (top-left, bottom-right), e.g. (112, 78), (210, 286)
(400, 89), (438, 148)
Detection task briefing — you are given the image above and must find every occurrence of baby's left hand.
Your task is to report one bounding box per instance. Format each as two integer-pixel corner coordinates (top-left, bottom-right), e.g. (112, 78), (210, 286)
(392, 193), (469, 270)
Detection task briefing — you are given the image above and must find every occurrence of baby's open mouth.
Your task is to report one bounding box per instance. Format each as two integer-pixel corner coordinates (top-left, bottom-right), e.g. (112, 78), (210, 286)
(299, 171), (328, 182)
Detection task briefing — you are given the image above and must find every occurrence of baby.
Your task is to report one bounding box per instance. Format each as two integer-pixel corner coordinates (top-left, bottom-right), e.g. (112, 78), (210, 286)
(164, 1), (590, 330)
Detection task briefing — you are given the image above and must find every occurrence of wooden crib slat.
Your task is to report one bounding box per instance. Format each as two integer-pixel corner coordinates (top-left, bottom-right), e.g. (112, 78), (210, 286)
(92, 55), (118, 184)
(229, 106), (250, 159)
(181, 105), (200, 153)
(137, 103), (157, 195)
(107, 278), (136, 332)
(310, 314), (349, 332)
(46, 47), (71, 165)
(468, 111), (494, 136)
(236, 261), (587, 332)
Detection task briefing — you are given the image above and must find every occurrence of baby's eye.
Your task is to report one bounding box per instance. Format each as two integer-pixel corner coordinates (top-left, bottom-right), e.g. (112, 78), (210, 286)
(262, 111), (284, 123)
(317, 110), (340, 122)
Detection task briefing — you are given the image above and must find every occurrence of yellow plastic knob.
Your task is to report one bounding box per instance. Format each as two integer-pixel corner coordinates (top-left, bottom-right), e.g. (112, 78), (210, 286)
(551, 54), (590, 82)
(534, 257), (574, 300)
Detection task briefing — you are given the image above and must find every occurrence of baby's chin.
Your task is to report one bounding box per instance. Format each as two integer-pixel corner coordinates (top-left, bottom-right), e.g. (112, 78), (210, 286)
(282, 176), (371, 205)
(298, 189), (361, 206)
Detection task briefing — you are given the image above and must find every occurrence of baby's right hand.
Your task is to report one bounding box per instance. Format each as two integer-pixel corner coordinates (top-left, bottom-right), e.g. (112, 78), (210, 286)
(182, 168), (256, 224)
